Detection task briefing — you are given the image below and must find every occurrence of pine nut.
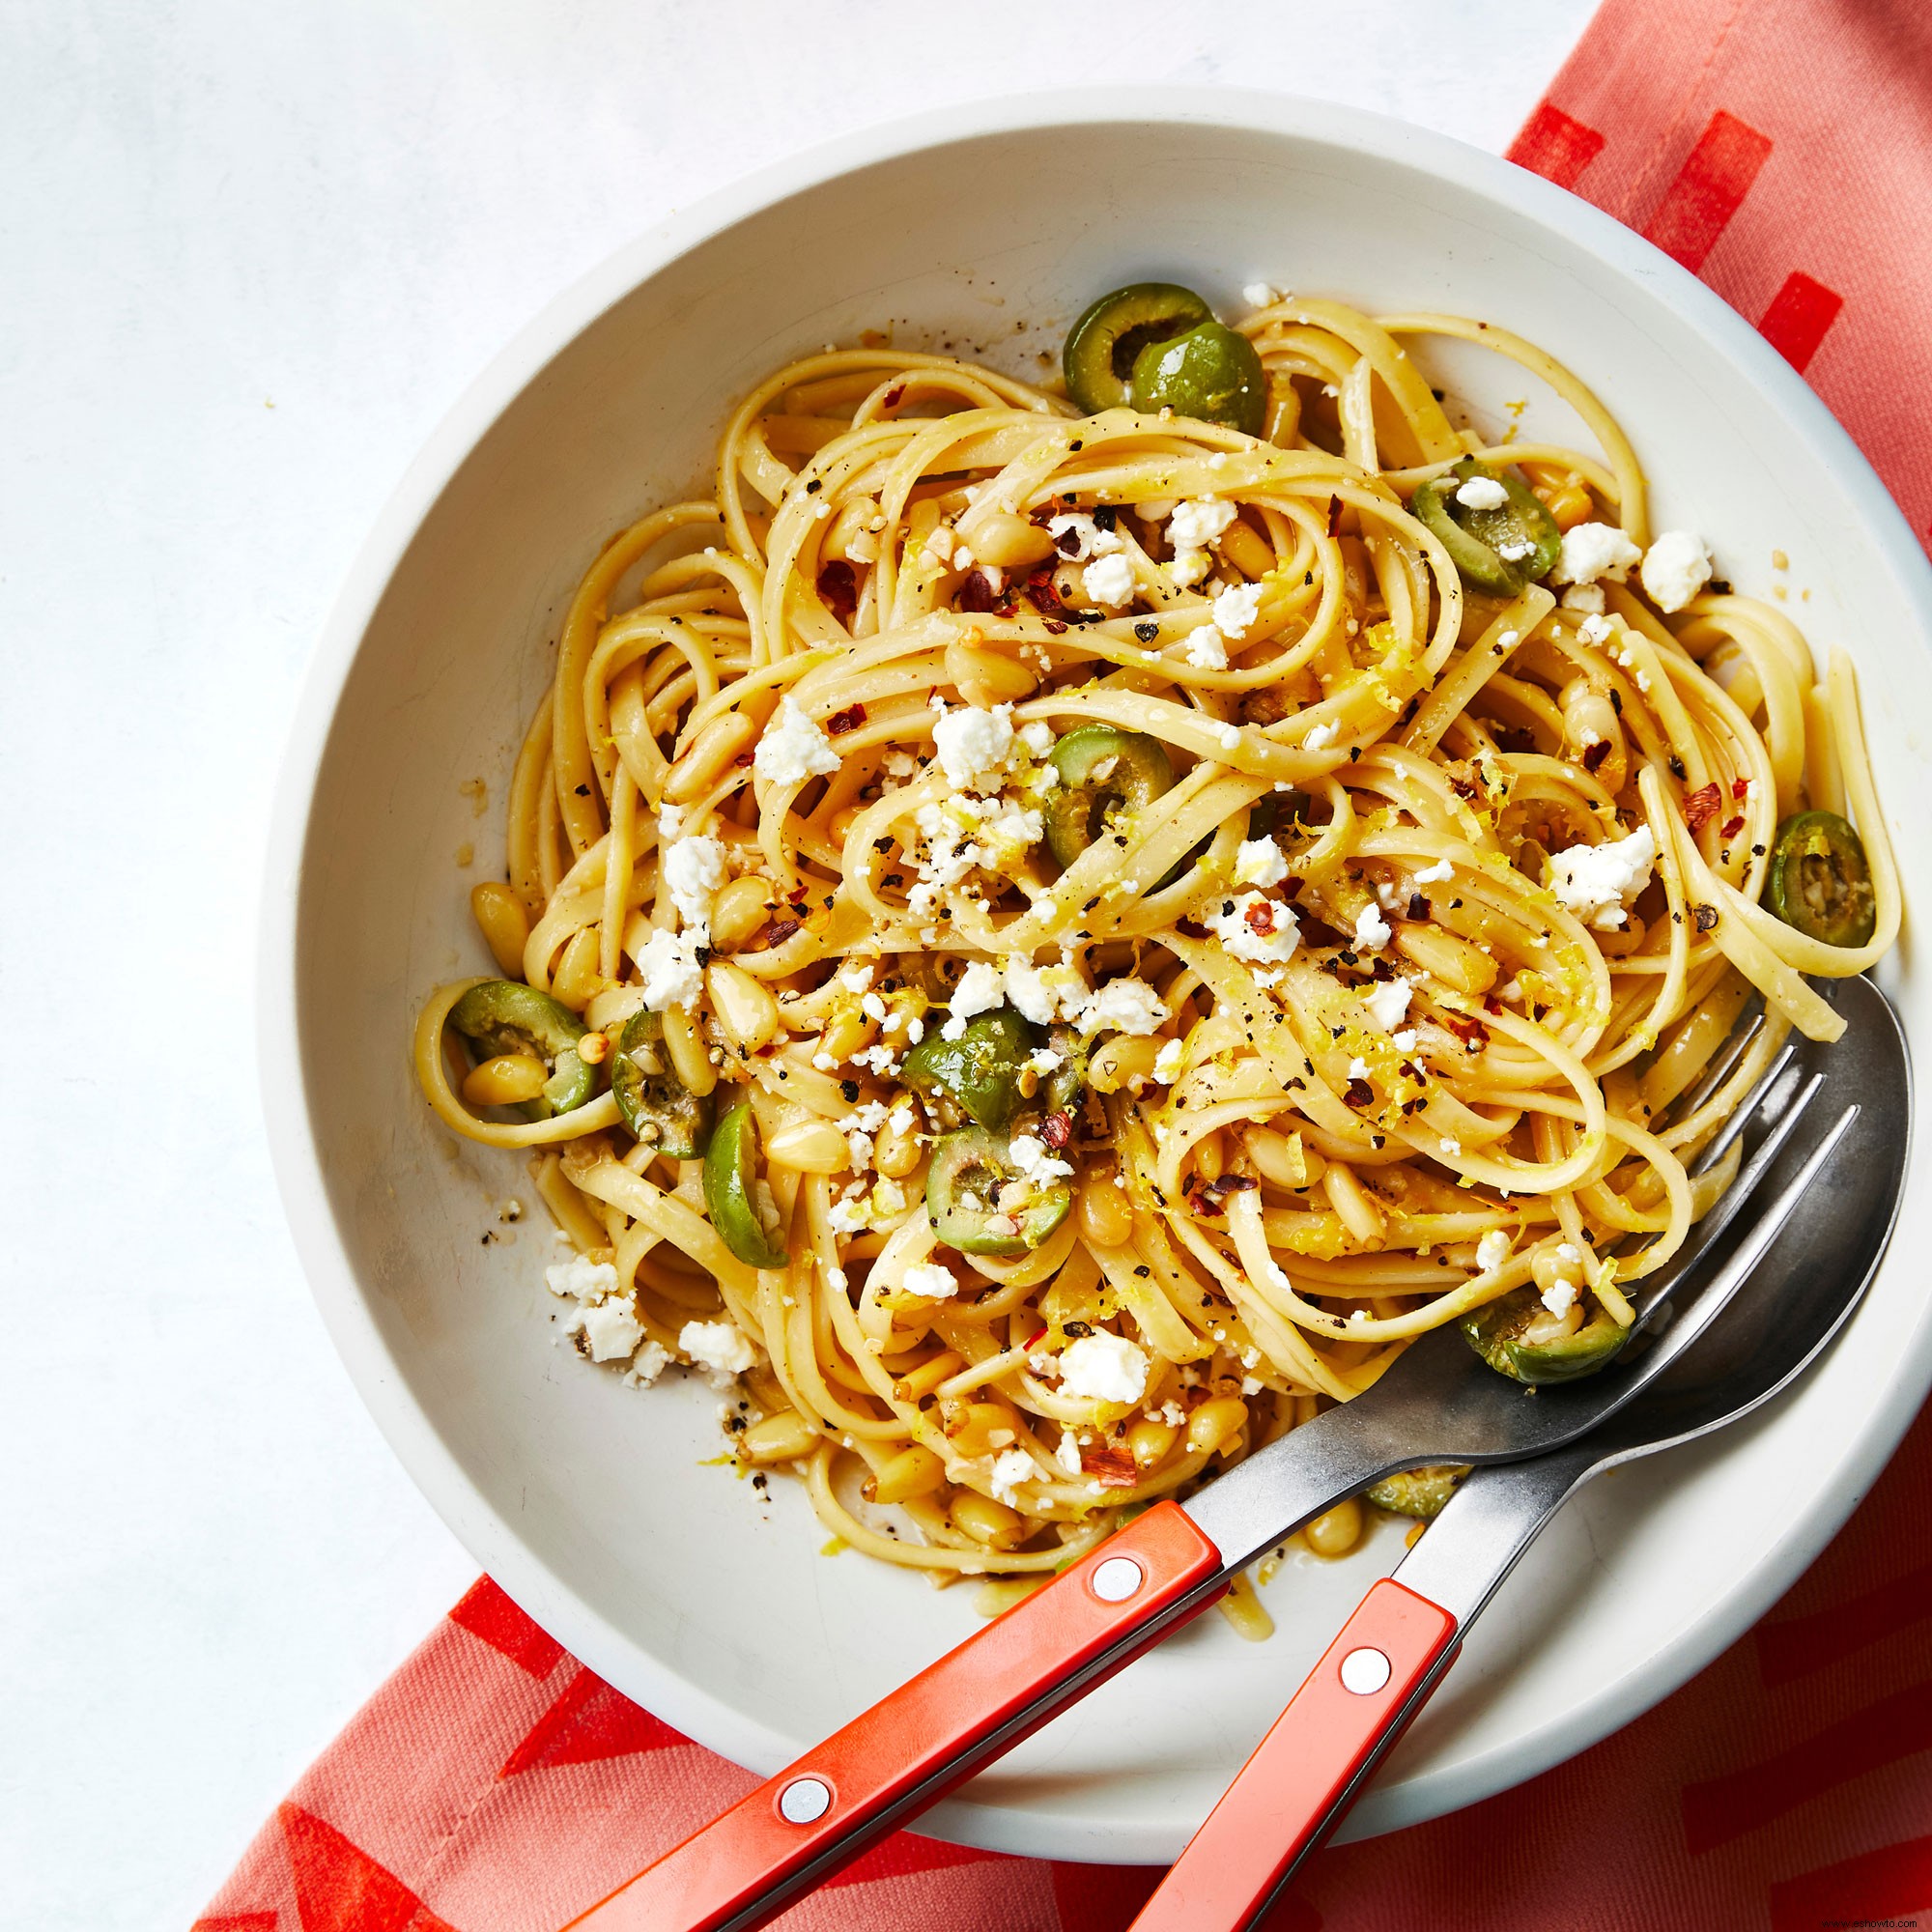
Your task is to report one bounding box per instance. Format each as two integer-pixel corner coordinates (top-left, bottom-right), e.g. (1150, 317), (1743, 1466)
(462, 1053), (549, 1107)
(1077, 1174), (1135, 1247)
(943, 1402), (1013, 1459)
(1321, 1161), (1387, 1245)
(706, 961), (780, 1052)
(1245, 1126), (1323, 1189)
(764, 1116), (851, 1174)
(470, 881), (530, 977)
(665, 712), (756, 804)
(1303, 1497), (1363, 1557)
(710, 875), (778, 952)
(945, 639), (1035, 705)
(1219, 518), (1276, 581)
(892, 1351), (965, 1403)
(864, 1443), (946, 1504)
(1392, 922), (1498, 997)
(874, 1119), (923, 1179)
(1127, 1417), (1177, 1468)
(967, 509), (1055, 569)
(1185, 1396), (1249, 1456)
(951, 1491), (1024, 1547)
(551, 927), (604, 1011)
(660, 1005), (716, 1096)
(739, 1412), (821, 1463)
(1092, 1035), (1162, 1094)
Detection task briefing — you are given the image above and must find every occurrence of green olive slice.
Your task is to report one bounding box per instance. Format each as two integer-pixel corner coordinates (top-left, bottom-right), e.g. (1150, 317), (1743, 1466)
(1766, 810), (1876, 947)
(902, 1007), (1035, 1131)
(1460, 1285), (1630, 1385)
(447, 980), (594, 1120)
(703, 1097), (787, 1269)
(927, 1126), (1071, 1257)
(611, 1009), (715, 1158)
(1044, 725), (1175, 870)
(1042, 1023), (1091, 1119)
(1129, 322), (1266, 435)
(1063, 282), (1212, 414)
(1365, 1465), (1470, 1520)
(1411, 458), (1561, 597)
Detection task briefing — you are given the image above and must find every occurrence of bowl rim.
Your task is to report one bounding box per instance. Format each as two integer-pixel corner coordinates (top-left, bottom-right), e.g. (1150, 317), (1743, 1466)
(259, 83), (1932, 1861)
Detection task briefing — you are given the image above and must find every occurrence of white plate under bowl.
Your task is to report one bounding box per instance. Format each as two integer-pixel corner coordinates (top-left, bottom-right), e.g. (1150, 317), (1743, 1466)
(261, 90), (1932, 1862)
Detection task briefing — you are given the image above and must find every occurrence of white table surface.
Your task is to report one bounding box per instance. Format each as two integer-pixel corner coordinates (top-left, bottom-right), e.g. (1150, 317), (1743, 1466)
(0, 5), (1594, 1924)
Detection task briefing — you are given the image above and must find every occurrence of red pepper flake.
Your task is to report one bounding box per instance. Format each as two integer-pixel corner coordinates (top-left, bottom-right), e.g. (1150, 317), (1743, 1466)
(1693, 903), (1719, 933)
(1326, 495), (1343, 538)
(1731, 777), (1750, 800)
(1022, 1326), (1048, 1353)
(1041, 1111), (1072, 1151)
(956, 570), (1000, 612)
(1043, 619), (1067, 635)
(1177, 915), (1210, 939)
(1443, 1012), (1490, 1052)
(816, 560), (858, 621)
(1343, 1077), (1376, 1108)
(749, 916), (802, 951)
(1581, 739), (1611, 774)
(826, 701), (867, 735)
(1720, 813), (1745, 838)
(1407, 893), (1431, 922)
(732, 749), (755, 767)
(881, 384), (905, 410)
(1683, 781), (1723, 832)
(1082, 1443), (1141, 1488)
(1243, 898), (1281, 936)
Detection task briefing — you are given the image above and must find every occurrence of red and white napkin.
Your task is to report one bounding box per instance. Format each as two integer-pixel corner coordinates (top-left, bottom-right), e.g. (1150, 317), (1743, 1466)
(202, 4), (1932, 1924)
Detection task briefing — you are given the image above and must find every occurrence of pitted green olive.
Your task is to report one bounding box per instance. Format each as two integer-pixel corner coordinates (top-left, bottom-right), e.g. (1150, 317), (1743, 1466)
(902, 1007), (1034, 1131)
(447, 980), (594, 1120)
(703, 1098), (787, 1269)
(1063, 282), (1213, 414)
(1130, 322), (1266, 435)
(1461, 1286), (1630, 1385)
(1766, 810), (1875, 948)
(927, 1126), (1071, 1257)
(611, 1009), (714, 1158)
(1411, 458), (1561, 597)
(1045, 725), (1175, 870)
(1042, 1023), (1091, 1119)
(1366, 1465), (1470, 1520)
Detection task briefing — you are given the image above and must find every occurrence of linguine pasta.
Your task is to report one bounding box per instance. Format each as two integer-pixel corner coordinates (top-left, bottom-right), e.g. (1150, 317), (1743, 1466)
(413, 291), (1898, 1619)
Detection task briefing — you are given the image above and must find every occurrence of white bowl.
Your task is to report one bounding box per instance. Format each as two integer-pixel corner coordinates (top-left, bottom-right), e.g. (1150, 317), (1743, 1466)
(262, 89), (1932, 1862)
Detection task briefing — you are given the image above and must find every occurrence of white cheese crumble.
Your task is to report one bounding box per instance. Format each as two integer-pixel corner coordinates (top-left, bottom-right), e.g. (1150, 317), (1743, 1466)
(1577, 612), (1615, 645)
(1082, 553), (1137, 607)
(1046, 512), (1124, 561)
(1204, 892), (1300, 966)
(1168, 498), (1239, 550)
(1152, 1037), (1186, 1084)
(1055, 1432), (1084, 1475)
(637, 927), (705, 1011)
(988, 1446), (1036, 1506)
(1303, 720), (1339, 752)
(679, 1318), (757, 1388)
(1548, 825), (1658, 930)
(547, 1256), (618, 1300)
(1560, 583), (1606, 613)
(1540, 1275), (1580, 1320)
(1185, 624), (1228, 669)
(1455, 475), (1511, 511)
(1167, 545), (1214, 589)
(1242, 282), (1281, 308)
(1413, 858), (1455, 884)
(1235, 837), (1289, 889)
(753, 697), (840, 786)
(900, 1262), (961, 1300)
(1475, 1230), (1513, 1274)
(1363, 976), (1414, 1034)
(1009, 1133), (1075, 1185)
(1210, 581), (1264, 641)
(1352, 902), (1393, 952)
(939, 959), (1005, 1039)
(1640, 530), (1714, 612)
(572, 1295), (646, 1362)
(624, 1339), (670, 1388)
(1346, 1055), (1372, 1082)
(1060, 1332), (1151, 1405)
(931, 700), (1015, 792)
(1075, 977), (1169, 1037)
(662, 834), (724, 936)
(1551, 522), (1642, 587)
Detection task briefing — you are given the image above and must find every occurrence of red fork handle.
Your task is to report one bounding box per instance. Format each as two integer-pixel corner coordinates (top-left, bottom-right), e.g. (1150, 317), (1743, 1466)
(1129, 1577), (1459, 1932)
(565, 1501), (1226, 1932)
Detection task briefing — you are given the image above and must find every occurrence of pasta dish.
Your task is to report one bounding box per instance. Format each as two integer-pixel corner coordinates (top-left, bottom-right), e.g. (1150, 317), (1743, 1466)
(412, 280), (1897, 1624)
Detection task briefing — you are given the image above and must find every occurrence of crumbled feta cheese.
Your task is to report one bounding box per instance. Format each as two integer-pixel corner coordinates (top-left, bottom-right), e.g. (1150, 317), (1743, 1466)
(1216, 724), (1242, 751)
(1363, 976), (1413, 1034)
(753, 697), (841, 786)
(573, 1294), (645, 1362)
(1303, 721), (1339, 752)
(1475, 1230), (1513, 1274)
(939, 959), (1004, 1041)
(662, 834), (724, 936)
(1185, 624), (1228, 669)
(931, 701), (1015, 793)
(1083, 553), (1137, 607)
(1167, 546), (1214, 588)
(1540, 1275), (1580, 1320)
(901, 1262), (961, 1300)
(1551, 522), (1642, 587)
(1346, 1055), (1372, 1082)
(1495, 537), (1535, 562)
(988, 1446), (1036, 1505)
(1560, 583), (1606, 613)
(1391, 1028), (1418, 1052)
(1009, 1134), (1076, 1187)
(624, 1338), (670, 1387)
(1204, 892), (1300, 966)
(1136, 497), (1178, 524)
(656, 802), (682, 838)
(1046, 512), (1124, 561)
(1000, 956), (1059, 1026)
(547, 1256), (618, 1300)
(1352, 902), (1392, 952)
(1169, 498), (1239, 551)
(1577, 612), (1615, 645)
(1210, 581), (1264, 641)
(1242, 282), (1281, 308)
(1055, 1431), (1084, 1474)
(1075, 977), (1170, 1037)
(1548, 825), (1658, 930)
(1455, 475), (1510, 511)
(637, 927), (705, 1011)
(1413, 858), (1455, 884)
(1640, 530), (1714, 612)
(1060, 1332), (1151, 1405)
(838, 962), (875, 995)
(1152, 1037), (1186, 1084)
(1235, 837), (1289, 889)
(680, 1319), (757, 1387)
(828, 1193), (871, 1235)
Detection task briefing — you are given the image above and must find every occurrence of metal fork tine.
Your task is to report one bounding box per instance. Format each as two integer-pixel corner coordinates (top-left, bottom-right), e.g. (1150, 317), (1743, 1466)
(1689, 1041), (1801, 1179)
(1637, 1103), (1860, 1373)
(1669, 1005), (1768, 1124)
(1631, 1067), (1824, 1317)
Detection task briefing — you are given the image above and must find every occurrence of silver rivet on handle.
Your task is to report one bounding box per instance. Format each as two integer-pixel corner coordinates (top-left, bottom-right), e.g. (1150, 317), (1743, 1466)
(1091, 1556), (1145, 1603)
(1339, 1646), (1392, 1695)
(778, 1776), (833, 1824)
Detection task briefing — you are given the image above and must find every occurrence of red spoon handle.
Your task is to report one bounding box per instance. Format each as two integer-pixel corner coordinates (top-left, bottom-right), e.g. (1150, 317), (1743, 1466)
(567, 1501), (1225, 1932)
(1128, 1577), (1459, 1932)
